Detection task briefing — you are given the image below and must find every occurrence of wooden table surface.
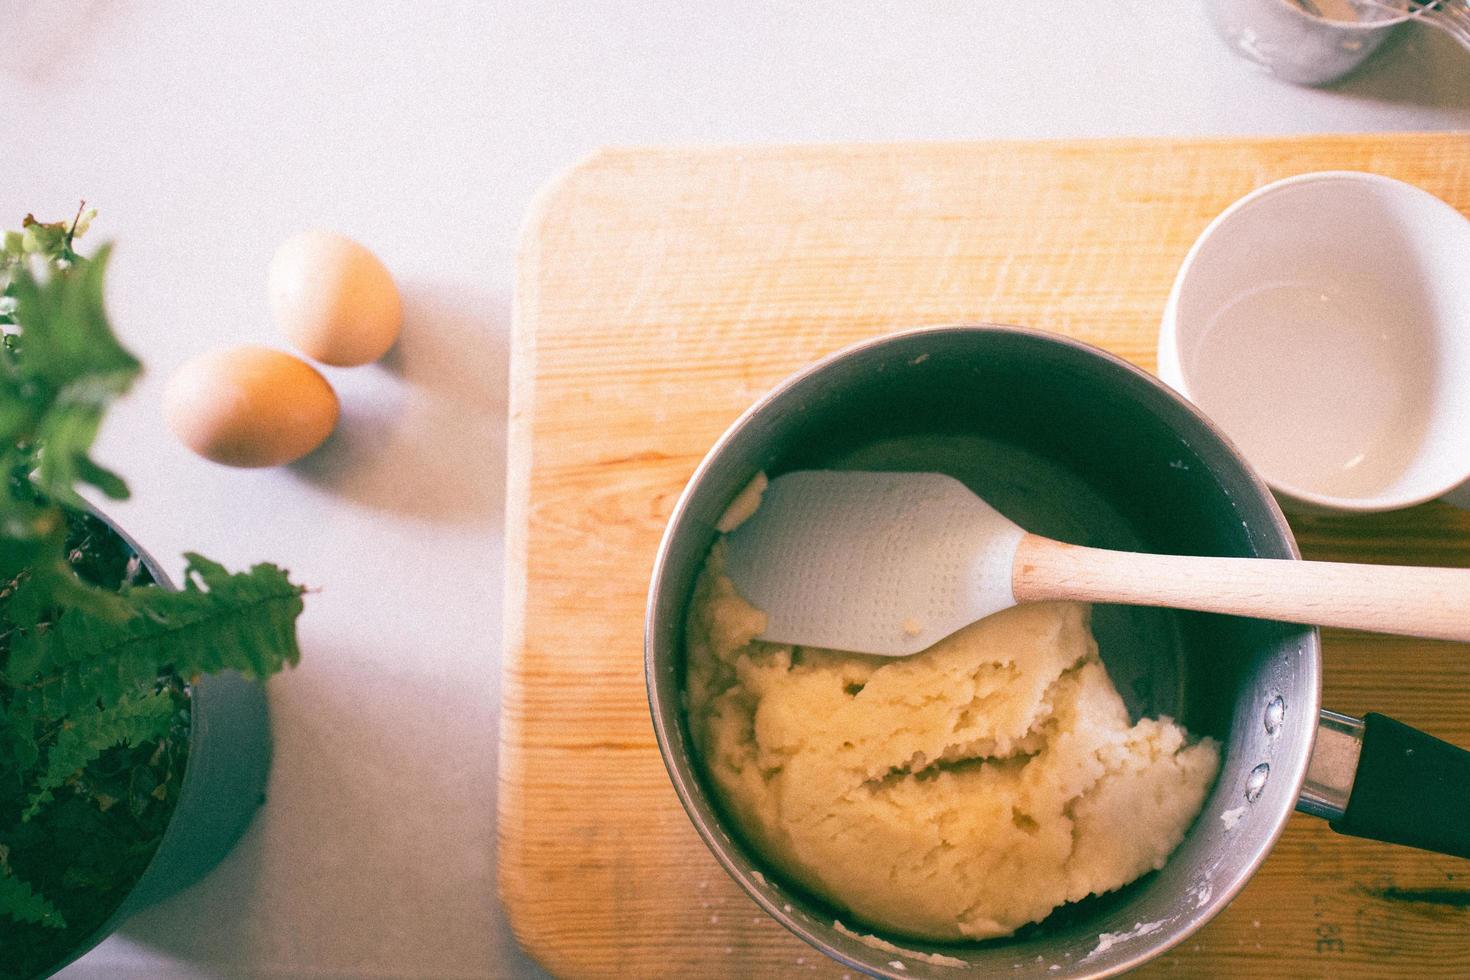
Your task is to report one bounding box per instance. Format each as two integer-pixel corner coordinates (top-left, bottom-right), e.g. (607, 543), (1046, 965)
(499, 133), (1470, 978)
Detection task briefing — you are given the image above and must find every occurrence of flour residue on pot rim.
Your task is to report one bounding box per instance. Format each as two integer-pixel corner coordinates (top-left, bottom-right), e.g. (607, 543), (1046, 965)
(832, 920), (969, 968)
(1084, 919), (1167, 961)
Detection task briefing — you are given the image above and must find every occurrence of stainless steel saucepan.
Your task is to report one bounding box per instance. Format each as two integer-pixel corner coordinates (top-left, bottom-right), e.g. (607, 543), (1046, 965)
(645, 324), (1470, 979)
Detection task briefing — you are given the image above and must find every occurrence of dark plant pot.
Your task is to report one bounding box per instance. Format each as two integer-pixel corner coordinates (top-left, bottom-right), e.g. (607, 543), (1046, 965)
(25, 511), (272, 980)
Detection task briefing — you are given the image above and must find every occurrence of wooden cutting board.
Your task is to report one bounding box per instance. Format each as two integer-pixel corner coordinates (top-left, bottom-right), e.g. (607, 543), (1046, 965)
(499, 133), (1470, 978)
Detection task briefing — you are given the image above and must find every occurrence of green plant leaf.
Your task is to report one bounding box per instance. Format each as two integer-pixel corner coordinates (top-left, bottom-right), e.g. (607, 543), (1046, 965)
(0, 867), (66, 929)
(4, 244), (139, 503)
(9, 556), (305, 715)
(23, 688), (174, 821)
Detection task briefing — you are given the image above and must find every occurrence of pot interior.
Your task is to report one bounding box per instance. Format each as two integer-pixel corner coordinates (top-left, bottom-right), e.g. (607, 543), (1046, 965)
(648, 325), (1319, 979)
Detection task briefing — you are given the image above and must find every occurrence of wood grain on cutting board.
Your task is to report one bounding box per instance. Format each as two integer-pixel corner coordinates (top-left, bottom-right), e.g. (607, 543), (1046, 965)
(499, 134), (1470, 978)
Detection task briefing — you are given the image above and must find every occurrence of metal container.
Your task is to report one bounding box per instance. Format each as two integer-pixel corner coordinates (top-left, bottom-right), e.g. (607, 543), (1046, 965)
(646, 325), (1470, 978)
(1204, 0), (1409, 86)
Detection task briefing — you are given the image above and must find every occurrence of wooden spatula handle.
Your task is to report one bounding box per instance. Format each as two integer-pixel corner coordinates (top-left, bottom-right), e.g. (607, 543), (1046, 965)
(1013, 534), (1470, 642)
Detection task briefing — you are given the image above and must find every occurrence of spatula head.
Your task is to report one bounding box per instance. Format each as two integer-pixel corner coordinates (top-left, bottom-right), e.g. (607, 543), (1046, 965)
(722, 470), (1026, 656)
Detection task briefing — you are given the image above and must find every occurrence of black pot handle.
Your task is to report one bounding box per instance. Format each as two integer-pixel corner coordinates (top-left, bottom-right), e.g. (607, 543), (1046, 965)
(1301, 710), (1470, 859)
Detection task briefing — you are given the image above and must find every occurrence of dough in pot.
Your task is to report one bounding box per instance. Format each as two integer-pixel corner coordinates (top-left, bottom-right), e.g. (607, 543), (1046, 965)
(685, 544), (1220, 941)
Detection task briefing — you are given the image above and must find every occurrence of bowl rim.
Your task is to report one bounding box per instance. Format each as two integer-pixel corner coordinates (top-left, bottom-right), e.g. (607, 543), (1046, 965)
(1158, 170), (1470, 514)
(645, 323), (1319, 979)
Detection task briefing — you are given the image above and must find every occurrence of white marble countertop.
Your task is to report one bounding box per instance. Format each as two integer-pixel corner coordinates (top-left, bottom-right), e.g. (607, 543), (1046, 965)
(1, 2), (1464, 977)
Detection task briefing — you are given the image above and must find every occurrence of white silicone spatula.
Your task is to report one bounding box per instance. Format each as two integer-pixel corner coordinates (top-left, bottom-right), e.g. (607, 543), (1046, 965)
(721, 470), (1470, 657)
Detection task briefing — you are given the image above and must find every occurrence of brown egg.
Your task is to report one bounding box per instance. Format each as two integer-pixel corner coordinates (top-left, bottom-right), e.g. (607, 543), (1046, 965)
(268, 230), (402, 366)
(164, 346), (339, 467)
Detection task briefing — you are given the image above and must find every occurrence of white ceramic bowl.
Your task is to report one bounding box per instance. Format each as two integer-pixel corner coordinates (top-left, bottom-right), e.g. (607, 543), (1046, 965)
(1159, 171), (1470, 514)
